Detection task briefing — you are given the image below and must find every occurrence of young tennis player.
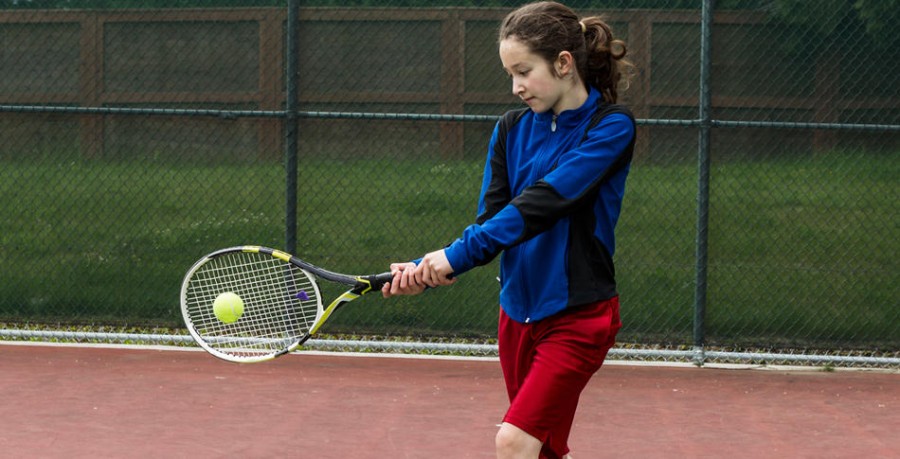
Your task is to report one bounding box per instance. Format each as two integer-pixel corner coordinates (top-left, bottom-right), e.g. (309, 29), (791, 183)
(384, 2), (635, 458)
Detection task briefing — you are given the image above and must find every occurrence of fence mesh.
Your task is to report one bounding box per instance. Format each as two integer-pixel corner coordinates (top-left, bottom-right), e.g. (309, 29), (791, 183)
(1, 0), (897, 367)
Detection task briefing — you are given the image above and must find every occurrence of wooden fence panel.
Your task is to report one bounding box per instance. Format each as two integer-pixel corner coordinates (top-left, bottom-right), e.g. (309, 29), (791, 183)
(1, 7), (896, 160)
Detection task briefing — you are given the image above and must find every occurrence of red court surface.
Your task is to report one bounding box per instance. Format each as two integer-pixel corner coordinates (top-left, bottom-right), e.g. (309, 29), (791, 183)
(1, 342), (897, 458)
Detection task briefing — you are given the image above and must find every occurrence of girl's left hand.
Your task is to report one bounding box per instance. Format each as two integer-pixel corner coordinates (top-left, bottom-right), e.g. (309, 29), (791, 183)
(382, 262), (426, 298)
(415, 249), (457, 288)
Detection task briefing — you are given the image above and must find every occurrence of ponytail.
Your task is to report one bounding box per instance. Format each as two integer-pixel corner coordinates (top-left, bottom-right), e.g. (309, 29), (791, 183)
(580, 17), (634, 103)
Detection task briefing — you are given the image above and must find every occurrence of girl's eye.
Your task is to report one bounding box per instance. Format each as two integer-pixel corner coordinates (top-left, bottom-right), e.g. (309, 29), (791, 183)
(504, 69), (530, 79)
(505, 69), (529, 78)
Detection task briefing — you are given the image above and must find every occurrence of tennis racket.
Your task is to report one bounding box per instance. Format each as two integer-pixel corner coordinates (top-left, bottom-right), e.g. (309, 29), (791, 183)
(180, 245), (392, 363)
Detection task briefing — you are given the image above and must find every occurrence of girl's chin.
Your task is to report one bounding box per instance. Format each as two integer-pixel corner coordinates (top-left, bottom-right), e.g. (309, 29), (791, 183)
(525, 100), (548, 112)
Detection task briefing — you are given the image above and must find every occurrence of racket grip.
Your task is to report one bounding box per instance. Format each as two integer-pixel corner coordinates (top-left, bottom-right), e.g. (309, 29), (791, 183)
(368, 272), (395, 290)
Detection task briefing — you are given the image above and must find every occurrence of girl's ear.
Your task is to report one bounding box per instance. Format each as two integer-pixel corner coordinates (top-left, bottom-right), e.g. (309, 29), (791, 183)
(555, 51), (575, 78)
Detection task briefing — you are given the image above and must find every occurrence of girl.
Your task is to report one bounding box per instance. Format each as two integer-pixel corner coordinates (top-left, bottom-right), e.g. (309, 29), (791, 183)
(384, 2), (635, 458)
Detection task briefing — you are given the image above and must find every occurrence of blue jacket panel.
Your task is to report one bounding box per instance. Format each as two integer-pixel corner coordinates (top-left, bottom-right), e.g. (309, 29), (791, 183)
(444, 88), (636, 323)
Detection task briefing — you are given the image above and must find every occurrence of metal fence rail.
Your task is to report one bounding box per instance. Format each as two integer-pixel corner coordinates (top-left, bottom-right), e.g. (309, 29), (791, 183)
(2, 328), (897, 368)
(1, 0), (897, 367)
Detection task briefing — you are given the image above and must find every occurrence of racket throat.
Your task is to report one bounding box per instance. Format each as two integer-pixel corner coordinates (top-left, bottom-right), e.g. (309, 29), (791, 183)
(309, 291), (360, 335)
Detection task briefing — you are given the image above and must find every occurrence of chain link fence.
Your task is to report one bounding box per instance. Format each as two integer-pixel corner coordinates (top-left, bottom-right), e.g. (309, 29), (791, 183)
(1, 0), (897, 367)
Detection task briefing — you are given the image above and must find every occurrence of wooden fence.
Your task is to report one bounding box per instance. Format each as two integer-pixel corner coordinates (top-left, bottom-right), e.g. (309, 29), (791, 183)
(1, 7), (895, 159)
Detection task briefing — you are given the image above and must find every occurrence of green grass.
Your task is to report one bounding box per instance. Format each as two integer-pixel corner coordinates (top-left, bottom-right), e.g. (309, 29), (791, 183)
(1, 150), (897, 350)
(617, 151), (899, 349)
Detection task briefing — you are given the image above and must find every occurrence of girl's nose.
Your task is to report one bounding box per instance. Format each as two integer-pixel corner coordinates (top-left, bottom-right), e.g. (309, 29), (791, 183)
(512, 79), (523, 96)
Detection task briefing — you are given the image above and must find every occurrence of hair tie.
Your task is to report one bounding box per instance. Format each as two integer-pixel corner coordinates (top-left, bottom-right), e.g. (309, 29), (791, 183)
(579, 21), (586, 34)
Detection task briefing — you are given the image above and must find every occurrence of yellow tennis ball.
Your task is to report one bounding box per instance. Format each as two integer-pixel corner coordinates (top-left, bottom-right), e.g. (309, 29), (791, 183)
(213, 292), (244, 324)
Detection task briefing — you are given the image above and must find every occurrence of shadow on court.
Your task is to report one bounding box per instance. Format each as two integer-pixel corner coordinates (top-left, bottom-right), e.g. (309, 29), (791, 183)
(1, 343), (896, 458)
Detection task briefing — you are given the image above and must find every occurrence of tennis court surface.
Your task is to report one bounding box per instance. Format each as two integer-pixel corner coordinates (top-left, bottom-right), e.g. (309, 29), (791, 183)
(2, 342), (896, 458)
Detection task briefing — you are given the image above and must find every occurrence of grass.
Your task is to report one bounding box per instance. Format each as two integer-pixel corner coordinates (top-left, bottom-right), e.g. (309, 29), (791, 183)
(1, 150), (897, 350)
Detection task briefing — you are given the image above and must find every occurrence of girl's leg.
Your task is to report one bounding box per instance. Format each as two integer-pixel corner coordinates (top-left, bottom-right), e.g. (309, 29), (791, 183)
(495, 422), (542, 458)
(497, 298), (621, 459)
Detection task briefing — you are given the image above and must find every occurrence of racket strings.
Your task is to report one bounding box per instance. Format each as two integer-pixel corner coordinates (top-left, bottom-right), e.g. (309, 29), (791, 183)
(184, 252), (322, 358)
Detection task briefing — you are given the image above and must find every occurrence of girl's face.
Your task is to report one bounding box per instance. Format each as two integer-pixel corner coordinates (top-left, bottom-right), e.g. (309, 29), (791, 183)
(500, 37), (567, 114)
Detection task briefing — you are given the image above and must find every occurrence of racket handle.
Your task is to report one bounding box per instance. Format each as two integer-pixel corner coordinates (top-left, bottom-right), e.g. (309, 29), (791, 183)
(366, 272), (395, 290)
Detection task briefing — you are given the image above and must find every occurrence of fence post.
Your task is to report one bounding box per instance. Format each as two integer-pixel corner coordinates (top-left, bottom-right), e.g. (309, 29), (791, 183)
(259, 10), (285, 160)
(440, 10), (465, 159)
(693, 0), (714, 366)
(813, 49), (840, 152)
(628, 13), (652, 159)
(79, 12), (103, 159)
(284, 0), (300, 254)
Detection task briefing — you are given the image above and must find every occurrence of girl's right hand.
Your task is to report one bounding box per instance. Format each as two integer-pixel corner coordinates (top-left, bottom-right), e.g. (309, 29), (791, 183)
(415, 249), (457, 288)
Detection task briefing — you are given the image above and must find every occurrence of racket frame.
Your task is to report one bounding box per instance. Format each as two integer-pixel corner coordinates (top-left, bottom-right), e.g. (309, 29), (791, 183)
(181, 245), (391, 363)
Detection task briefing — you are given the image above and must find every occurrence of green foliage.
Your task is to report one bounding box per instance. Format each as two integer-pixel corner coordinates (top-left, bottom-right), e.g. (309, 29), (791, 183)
(854, 0), (900, 49)
(772, 0), (849, 37)
(770, 0), (898, 50)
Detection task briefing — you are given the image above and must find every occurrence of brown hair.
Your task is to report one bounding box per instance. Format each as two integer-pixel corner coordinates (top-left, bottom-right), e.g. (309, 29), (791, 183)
(498, 1), (634, 103)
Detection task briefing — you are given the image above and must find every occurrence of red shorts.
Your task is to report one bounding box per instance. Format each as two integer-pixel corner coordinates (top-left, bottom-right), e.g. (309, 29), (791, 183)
(498, 297), (621, 459)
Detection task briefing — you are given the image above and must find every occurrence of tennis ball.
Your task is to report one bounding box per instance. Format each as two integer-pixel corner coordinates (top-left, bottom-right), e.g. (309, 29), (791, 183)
(213, 292), (244, 324)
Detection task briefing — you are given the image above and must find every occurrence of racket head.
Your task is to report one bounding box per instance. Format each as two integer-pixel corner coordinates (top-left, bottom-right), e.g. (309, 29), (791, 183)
(180, 246), (323, 363)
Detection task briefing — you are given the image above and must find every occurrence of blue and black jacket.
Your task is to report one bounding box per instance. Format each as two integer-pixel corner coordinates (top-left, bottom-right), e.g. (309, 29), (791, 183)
(443, 87), (636, 323)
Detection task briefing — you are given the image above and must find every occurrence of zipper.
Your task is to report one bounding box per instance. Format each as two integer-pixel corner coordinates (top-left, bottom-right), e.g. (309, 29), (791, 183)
(517, 114), (559, 323)
(534, 114), (559, 179)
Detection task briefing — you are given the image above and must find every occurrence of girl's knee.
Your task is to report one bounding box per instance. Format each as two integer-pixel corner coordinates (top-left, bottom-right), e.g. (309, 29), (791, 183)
(495, 423), (542, 458)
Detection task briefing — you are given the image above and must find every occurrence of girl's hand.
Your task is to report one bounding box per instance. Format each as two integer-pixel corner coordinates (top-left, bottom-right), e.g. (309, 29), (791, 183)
(415, 249), (457, 288)
(382, 262), (426, 298)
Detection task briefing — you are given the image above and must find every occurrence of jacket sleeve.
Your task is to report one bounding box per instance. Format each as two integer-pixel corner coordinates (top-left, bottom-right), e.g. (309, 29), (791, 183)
(476, 121), (512, 225)
(444, 113), (635, 276)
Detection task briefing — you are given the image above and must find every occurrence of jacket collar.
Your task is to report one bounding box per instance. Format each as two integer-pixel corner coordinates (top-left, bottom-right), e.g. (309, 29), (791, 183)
(533, 87), (603, 129)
